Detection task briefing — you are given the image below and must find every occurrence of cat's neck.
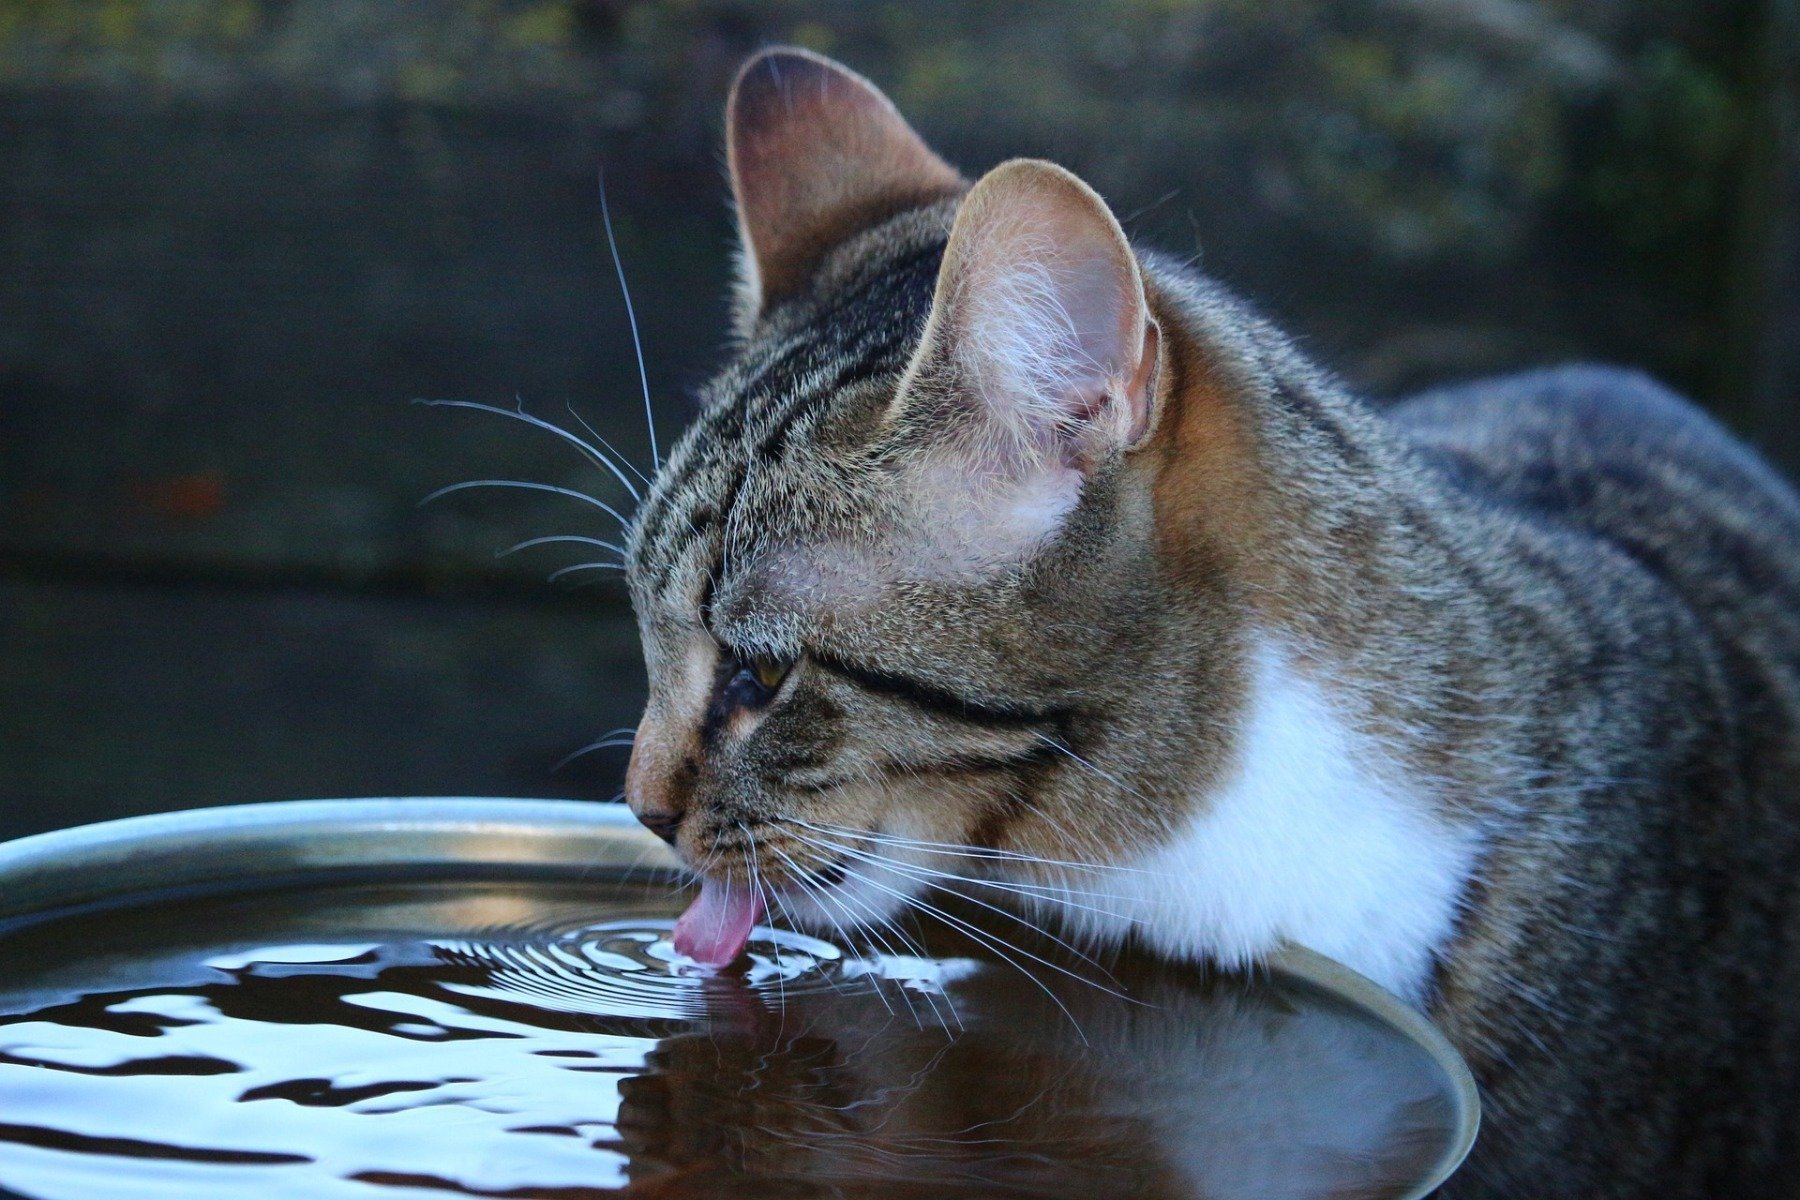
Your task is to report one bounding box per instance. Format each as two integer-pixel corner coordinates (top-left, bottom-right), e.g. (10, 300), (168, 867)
(1108, 264), (1538, 997)
(1149, 263), (1526, 805)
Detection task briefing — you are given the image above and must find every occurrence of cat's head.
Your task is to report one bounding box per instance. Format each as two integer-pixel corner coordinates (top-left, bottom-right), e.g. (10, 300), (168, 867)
(624, 48), (1248, 930)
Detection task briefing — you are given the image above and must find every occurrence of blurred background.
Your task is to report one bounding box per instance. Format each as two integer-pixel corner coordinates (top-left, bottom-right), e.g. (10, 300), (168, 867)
(1, 0), (1795, 842)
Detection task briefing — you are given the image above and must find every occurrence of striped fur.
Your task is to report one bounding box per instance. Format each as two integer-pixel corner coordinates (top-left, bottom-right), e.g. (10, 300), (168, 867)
(622, 48), (1800, 1199)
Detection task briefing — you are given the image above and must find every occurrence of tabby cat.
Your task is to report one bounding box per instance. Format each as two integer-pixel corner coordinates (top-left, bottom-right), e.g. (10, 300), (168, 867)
(620, 47), (1800, 1198)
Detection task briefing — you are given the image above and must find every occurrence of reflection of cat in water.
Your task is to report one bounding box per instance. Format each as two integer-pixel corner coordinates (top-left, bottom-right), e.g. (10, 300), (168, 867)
(612, 954), (1452, 1200)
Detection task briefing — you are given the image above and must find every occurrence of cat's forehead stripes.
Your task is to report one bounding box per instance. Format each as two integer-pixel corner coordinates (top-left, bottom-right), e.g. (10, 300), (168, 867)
(630, 227), (946, 611)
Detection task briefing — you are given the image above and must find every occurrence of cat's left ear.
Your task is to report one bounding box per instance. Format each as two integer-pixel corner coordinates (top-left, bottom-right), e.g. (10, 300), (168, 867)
(727, 47), (964, 328)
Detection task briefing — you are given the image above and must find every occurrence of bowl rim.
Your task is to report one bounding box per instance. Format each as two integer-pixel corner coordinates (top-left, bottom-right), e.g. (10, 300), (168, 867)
(0, 796), (1480, 1196)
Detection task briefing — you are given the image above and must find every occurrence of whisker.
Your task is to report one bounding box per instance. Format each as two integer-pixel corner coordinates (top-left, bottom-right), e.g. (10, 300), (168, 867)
(778, 847), (954, 1031)
(550, 729), (638, 774)
(769, 846), (900, 1021)
(598, 167), (658, 471)
(547, 562), (626, 582)
(796, 830), (1139, 917)
(784, 856), (917, 1025)
(605, 823), (680, 896)
(418, 479), (633, 531)
(566, 400), (653, 488)
(795, 833), (1137, 990)
(817, 852), (1108, 1007)
(741, 823), (788, 1028)
(414, 397), (641, 502)
(808, 870), (954, 1032)
(1033, 733), (1153, 804)
(764, 885), (857, 1008)
(496, 534), (629, 561)
(861, 860), (1142, 930)
(786, 817), (1161, 877)
(819, 857), (1098, 1041)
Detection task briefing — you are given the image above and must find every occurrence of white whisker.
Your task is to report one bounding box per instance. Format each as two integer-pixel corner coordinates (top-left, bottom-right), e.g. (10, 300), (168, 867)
(1033, 732), (1154, 804)
(414, 397), (641, 502)
(566, 400), (653, 488)
(787, 817), (1161, 877)
(818, 856), (1098, 1041)
(741, 823), (787, 1027)
(418, 479), (633, 531)
(551, 729), (638, 773)
(798, 854), (954, 1032)
(795, 832), (1137, 990)
(547, 561), (626, 582)
(497, 534), (628, 561)
(770, 846), (901, 1021)
(598, 167), (657, 470)
(765, 884), (856, 1006)
(795, 829), (1141, 918)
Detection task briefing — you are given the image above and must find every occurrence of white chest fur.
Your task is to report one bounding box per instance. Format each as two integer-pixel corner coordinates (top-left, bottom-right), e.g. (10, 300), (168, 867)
(1063, 640), (1479, 1003)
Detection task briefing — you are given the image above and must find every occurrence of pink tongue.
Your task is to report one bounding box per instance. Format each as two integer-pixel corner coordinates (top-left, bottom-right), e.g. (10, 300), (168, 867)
(672, 878), (766, 968)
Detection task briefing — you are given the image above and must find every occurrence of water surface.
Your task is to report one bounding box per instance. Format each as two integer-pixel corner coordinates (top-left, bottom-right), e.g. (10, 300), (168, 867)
(0, 879), (1459, 1198)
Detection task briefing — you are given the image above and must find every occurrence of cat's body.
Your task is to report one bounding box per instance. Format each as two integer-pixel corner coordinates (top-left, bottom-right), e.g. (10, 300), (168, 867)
(1388, 366), (1800, 1196)
(622, 48), (1800, 1197)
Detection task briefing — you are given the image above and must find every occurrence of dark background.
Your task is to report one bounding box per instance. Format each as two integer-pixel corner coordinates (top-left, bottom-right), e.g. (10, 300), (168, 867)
(2, 0), (1796, 843)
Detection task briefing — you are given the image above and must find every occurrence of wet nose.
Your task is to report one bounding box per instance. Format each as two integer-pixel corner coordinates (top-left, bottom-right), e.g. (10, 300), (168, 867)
(637, 808), (684, 845)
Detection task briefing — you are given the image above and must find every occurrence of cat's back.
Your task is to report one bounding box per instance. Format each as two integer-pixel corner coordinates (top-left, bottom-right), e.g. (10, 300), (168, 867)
(1388, 364), (1800, 687)
(1387, 366), (1800, 1198)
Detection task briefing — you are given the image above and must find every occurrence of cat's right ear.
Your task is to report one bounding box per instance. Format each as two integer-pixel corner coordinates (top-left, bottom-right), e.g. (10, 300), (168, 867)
(726, 47), (964, 331)
(880, 159), (1162, 570)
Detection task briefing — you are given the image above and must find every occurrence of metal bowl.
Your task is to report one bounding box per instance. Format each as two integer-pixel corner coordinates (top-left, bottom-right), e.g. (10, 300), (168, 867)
(0, 798), (1479, 1199)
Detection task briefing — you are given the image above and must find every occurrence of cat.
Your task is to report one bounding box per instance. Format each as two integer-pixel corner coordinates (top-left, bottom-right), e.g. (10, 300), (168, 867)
(619, 46), (1800, 1199)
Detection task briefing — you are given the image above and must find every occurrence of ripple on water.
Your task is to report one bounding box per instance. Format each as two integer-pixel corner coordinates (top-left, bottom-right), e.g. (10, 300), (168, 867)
(0, 878), (1467, 1200)
(434, 916), (860, 1020)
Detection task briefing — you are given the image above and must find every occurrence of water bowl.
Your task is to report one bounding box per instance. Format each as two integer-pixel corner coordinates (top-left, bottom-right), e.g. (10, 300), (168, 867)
(0, 798), (1478, 1199)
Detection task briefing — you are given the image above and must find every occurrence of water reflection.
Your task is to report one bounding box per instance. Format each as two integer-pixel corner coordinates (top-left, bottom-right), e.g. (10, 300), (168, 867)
(0, 880), (1459, 1199)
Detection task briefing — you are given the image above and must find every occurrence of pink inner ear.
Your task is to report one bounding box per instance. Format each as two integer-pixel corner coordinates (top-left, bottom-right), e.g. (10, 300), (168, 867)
(1056, 244), (1144, 390)
(933, 161), (1152, 460)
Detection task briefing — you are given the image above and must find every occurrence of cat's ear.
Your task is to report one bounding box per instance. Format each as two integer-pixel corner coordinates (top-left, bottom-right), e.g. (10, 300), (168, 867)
(887, 160), (1161, 568)
(902, 158), (1160, 464)
(727, 47), (964, 325)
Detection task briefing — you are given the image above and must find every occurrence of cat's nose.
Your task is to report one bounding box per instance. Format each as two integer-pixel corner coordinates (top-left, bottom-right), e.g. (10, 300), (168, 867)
(625, 727), (691, 847)
(637, 809), (683, 845)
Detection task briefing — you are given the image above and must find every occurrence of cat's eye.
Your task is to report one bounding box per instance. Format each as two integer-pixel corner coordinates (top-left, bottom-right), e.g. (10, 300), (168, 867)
(714, 653), (794, 716)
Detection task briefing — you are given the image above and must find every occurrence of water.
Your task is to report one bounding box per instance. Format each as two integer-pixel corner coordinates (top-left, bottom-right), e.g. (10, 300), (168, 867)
(0, 878), (1462, 1199)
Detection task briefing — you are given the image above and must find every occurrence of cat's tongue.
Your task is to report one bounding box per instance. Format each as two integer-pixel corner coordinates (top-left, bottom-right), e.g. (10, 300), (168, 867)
(672, 878), (766, 968)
